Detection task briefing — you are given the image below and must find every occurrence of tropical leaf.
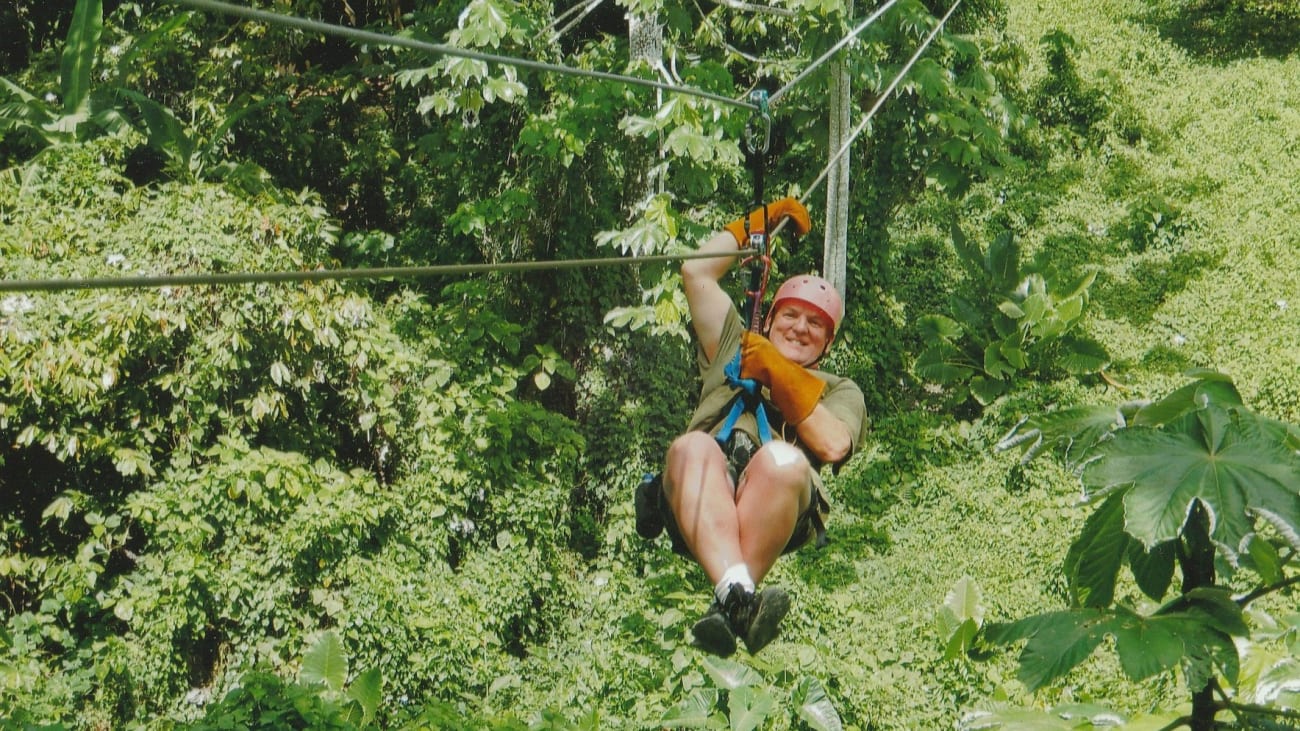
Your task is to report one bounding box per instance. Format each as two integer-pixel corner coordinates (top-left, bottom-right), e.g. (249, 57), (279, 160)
(939, 576), (985, 660)
(985, 602), (1242, 691)
(661, 689), (722, 728)
(1062, 493), (1127, 608)
(61, 0), (104, 116)
(985, 230), (1020, 291)
(1126, 539), (1175, 601)
(301, 631), (347, 692)
(1083, 405), (1300, 559)
(345, 667), (382, 725)
(728, 685), (775, 731)
(700, 655), (762, 690)
(915, 343), (975, 384)
(794, 677), (843, 731)
(1057, 335), (1110, 375)
(1130, 370), (1241, 427)
(983, 609), (1112, 690)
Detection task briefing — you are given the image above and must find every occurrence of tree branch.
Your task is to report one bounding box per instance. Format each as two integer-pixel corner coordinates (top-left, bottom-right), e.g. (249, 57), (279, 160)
(1154, 715), (1191, 731)
(1222, 700), (1300, 723)
(1237, 573), (1300, 606)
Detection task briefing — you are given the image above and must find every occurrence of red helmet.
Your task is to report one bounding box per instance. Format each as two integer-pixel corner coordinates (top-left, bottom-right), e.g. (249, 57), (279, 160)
(766, 275), (845, 343)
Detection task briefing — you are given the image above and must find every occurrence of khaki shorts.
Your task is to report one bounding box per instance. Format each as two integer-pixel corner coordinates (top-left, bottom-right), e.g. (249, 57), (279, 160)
(661, 433), (829, 557)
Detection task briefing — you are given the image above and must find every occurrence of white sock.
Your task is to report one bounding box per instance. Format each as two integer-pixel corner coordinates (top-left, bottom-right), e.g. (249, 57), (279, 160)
(715, 564), (755, 604)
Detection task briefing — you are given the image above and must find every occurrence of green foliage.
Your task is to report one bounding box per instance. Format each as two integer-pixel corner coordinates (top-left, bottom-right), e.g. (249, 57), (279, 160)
(0, 143), (586, 727)
(914, 223), (1108, 408)
(657, 655), (842, 731)
(984, 372), (1300, 727)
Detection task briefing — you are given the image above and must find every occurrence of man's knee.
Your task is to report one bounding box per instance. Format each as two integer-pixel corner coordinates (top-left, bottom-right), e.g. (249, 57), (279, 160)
(666, 431), (725, 470)
(753, 442), (811, 480)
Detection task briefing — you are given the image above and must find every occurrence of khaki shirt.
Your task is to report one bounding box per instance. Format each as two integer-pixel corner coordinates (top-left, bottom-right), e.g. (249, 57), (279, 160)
(686, 304), (868, 469)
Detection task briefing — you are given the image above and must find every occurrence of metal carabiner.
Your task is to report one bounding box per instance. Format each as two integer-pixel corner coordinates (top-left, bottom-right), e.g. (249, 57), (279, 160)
(743, 89), (771, 157)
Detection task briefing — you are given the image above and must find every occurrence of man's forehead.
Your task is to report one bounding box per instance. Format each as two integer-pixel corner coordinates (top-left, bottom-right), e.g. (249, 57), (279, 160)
(774, 301), (830, 325)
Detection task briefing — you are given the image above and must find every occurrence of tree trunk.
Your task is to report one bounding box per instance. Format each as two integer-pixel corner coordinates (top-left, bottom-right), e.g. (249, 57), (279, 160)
(822, 0), (853, 297)
(1181, 500), (1219, 731)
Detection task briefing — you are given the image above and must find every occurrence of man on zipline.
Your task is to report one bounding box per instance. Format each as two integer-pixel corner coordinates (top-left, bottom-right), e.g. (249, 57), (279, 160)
(637, 197), (868, 656)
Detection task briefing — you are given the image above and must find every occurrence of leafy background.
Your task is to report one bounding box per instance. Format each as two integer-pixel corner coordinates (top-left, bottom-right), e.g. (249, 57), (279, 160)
(2, 0), (1300, 729)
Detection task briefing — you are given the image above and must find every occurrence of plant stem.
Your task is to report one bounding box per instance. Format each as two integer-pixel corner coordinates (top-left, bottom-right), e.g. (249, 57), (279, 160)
(1236, 573), (1300, 606)
(1222, 700), (1300, 722)
(1155, 715), (1191, 731)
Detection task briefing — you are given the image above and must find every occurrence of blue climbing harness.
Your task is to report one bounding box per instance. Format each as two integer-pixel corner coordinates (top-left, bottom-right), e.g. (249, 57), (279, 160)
(714, 348), (773, 448)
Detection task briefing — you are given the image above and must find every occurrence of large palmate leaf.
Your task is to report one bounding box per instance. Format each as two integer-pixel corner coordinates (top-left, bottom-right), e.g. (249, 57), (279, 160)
(1082, 404), (1300, 560)
(996, 404), (1121, 470)
(1063, 493), (1127, 608)
(1130, 369), (1242, 427)
(1063, 491), (1177, 606)
(983, 594), (1243, 691)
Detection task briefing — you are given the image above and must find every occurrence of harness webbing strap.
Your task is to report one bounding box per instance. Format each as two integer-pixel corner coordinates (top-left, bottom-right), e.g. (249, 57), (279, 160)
(715, 349), (773, 448)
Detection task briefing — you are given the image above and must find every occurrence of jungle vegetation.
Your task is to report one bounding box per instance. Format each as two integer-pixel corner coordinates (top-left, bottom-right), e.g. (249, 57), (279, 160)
(3, 0), (1300, 729)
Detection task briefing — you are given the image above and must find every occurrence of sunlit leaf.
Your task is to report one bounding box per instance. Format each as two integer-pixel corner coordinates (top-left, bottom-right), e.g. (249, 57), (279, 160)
(301, 631), (347, 692)
(1084, 405), (1300, 559)
(794, 677), (842, 731)
(700, 655), (761, 690)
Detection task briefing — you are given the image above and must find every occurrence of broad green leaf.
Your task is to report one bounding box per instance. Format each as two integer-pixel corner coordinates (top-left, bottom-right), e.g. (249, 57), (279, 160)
(995, 404), (1120, 469)
(917, 313), (963, 342)
(345, 668), (382, 725)
(661, 689), (723, 728)
(301, 631), (347, 692)
(1063, 493), (1127, 608)
(944, 619), (981, 662)
(61, 0), (103, 115)
(1242, 533), (1284, 584)
(970, 376), (1008, 406)
(985, 230), (1019, 289)
(983, 609), (1111, 690)
(1020, 292), (1049, 323)
(728, 685), (775, 731)
(1057, 336), (1110, 375)
(1085, 405), (1300, 558)
(998, 301), (1025, 319)
(949, 221), (983, 276)
(701, 655), (761, 690)
(944, 576), (985, 625)
(983, 343), (1014, 379)
(1109, 607), (1188, 682)
(1170, 587), (1249, 637)
(950, 295), (991, 340)
(999, 341), (1028, 370)
(1130, 371), (1241, 426)
(939, 577), (985, 660)
(958, 707), (1078, 729)
(1126, 540), (1175, 601)
(914, 344), (975, 384)
(794, 677), (842, 731)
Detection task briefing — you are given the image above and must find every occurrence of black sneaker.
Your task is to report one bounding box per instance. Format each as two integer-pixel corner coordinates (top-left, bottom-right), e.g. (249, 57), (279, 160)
(724, 585), (791, 654)
(634, 473), (664, 539)
(691, 601), (737, 657)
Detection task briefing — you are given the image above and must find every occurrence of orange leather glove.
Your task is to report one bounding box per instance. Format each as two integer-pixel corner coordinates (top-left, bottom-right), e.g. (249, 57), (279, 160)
(739, 331), (827, 425)
(723, 197), (812, 247)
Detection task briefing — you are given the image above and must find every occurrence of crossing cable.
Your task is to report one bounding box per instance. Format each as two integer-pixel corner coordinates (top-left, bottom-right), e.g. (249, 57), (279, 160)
(551, 0), (605, 42)
(768, 0), (899, 108)
(163, 0), (759, 112)
(799, 0), (963, 209)
(0, 250), (758, 294)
